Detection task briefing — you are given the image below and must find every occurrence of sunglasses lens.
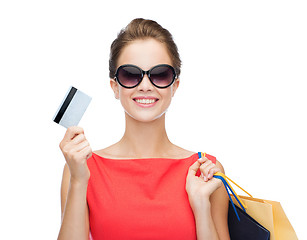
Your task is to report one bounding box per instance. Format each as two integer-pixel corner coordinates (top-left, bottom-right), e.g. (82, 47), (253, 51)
(117, 66), (142, 88)
(150, 65), (175, 88)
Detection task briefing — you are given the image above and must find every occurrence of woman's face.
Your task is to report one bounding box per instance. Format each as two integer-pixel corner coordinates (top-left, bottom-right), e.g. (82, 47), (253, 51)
(110, 38), (180, 123)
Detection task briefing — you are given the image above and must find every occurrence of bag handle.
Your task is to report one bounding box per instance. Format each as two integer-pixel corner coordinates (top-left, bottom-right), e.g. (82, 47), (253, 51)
(214, 174), (244, 221)
(198, 152), (253, 221)
(214, 172), (253, 203)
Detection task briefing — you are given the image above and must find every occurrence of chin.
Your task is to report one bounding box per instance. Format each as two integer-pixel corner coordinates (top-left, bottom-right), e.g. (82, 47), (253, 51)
(125, 110), (167, 123)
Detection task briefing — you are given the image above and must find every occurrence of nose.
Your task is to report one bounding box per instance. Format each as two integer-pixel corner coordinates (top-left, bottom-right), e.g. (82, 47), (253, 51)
(136, 74), (154, 92)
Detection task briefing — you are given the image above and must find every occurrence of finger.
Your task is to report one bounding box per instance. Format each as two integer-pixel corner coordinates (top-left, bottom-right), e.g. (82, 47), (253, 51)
(65, 142), (91, 163)
(207, 166), (220, 179)
(199, 158), (213, 168)
(80, 145), (92, 160)
(71, 133), (86, 145)
(199, 159), (213, 175)
(200, 163), (215, 181)
(187, 160), (202, 177)
(198, 157), (212, 181)
(197, 157), (208, 164)
(209, 177), (223, 190)
(63, 126), (84, 141)
(73, 140), (90, 153)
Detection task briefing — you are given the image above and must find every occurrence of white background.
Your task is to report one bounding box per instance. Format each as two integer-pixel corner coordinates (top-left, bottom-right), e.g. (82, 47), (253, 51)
(1, 0), (306, 239)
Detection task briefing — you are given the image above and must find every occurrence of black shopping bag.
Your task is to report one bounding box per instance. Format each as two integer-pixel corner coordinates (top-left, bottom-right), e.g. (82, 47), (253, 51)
(228, 201), (270, 240)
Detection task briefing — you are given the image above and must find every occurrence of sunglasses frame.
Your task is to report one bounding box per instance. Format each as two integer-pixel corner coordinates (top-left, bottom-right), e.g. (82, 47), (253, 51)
(114, 64), (177, 89)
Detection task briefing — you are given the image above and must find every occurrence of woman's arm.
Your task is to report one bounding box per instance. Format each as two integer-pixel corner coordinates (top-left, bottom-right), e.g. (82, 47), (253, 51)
(58, 164), (90, 240)
(186, 157), (230, 240)
(57, 127), (92, 240)
(193, 198), (219, 239)
(210, 160), (230, 239)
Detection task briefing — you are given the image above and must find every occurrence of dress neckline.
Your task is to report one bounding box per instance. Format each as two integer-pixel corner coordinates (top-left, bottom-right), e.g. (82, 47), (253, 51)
(92, 152), (198, 162)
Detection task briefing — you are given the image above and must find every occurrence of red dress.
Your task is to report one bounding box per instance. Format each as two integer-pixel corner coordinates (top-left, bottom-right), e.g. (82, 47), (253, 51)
(87, 152), (216, 240)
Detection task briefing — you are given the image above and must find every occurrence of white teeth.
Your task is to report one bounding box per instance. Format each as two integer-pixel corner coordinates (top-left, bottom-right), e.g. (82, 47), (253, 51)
(135, 99), (156, 104)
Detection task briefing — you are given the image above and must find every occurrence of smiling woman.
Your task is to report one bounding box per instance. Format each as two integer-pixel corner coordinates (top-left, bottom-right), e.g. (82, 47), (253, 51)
(57, 18), (230, 240)
(111, 38), (179, 123)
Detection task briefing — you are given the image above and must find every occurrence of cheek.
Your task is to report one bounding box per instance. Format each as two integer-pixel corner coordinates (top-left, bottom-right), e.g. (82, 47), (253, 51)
(159, 89), (174, 106)
(118, 88), (137, 112)
(119, 88), (127, 98)
(161, 86), (174, 99)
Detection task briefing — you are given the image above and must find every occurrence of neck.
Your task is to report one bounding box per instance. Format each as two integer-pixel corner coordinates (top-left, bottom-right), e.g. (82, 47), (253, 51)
(118, 112), (172, 158)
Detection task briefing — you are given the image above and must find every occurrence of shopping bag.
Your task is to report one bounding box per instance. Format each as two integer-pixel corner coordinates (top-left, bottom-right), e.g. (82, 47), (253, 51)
(213, 172), (270, 240)
(198, 152), (298, 240)
(228, 201), (270, 240)
(214, 171), (298, 240)
(230, 195), (298, 240)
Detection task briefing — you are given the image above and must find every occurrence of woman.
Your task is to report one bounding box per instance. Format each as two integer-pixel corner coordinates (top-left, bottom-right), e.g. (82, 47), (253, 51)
(58, 18), (230, 240)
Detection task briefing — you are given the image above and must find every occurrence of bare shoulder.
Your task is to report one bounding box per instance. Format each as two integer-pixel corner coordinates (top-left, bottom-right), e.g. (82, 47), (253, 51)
(171, 146), (195, 158)
(93, 143), (120, 158)
(215, 159), (226, 174)
(211, 158), (230, 239)
(93, 149), (111, 158)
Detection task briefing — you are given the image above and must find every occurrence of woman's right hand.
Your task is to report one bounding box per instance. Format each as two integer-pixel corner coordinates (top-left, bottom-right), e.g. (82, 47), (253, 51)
(59, 126), (92, 183)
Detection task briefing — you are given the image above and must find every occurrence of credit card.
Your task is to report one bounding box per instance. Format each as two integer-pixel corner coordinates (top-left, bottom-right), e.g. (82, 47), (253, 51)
(53, 86), (92, 128)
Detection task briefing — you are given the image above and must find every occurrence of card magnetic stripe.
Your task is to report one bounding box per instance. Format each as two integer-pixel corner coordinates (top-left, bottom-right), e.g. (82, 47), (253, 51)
(54, 87), (78, 124)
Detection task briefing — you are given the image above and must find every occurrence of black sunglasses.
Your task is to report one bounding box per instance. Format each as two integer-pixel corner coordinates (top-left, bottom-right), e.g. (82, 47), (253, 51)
(114, 64), (177, 89)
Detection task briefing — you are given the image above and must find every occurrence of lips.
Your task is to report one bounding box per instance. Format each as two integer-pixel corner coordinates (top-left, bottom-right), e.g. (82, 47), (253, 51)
(133, 96), (159, 107)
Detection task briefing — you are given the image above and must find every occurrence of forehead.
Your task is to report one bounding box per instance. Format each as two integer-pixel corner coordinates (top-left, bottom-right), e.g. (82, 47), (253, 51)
(117, 38), (172, 70)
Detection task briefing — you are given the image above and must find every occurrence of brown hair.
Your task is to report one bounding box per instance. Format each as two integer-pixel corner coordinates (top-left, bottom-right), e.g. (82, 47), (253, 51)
(109, 18), (181, 78)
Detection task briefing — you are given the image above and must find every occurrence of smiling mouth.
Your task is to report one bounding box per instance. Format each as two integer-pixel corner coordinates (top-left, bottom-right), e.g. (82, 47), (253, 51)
(133, 97), (159, 105)
(134, 99), (157, 104)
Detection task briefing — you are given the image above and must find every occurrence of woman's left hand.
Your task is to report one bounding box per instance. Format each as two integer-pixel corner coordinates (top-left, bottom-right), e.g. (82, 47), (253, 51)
(186, 157), (223, 211)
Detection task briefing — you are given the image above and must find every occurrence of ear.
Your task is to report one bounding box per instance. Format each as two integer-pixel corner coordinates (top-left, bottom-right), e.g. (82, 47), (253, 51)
(110, 78), (119, 99)
(171, 78), (180, 97)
